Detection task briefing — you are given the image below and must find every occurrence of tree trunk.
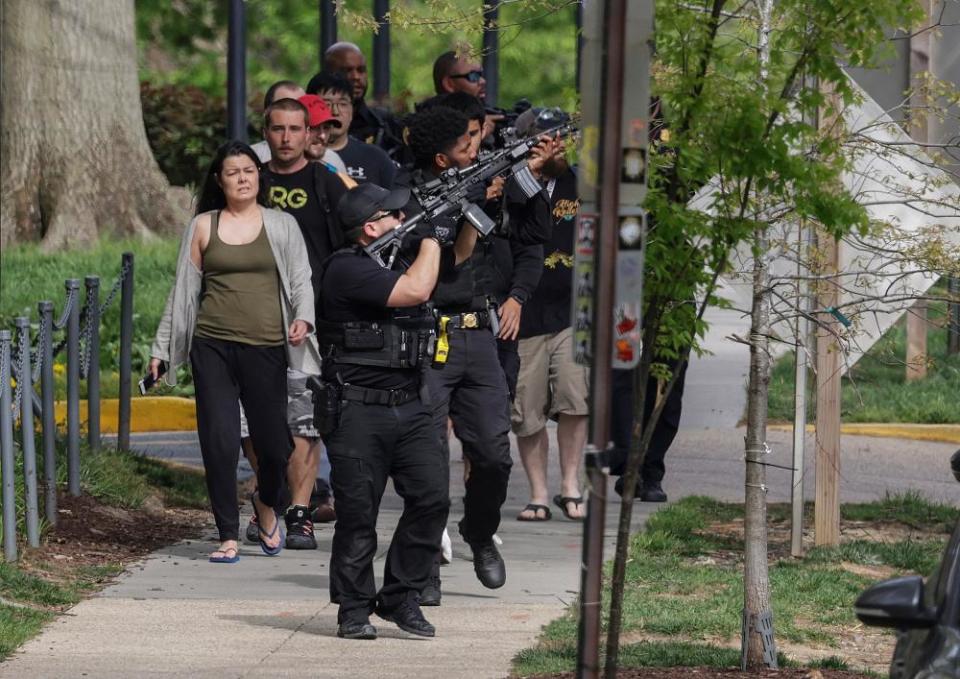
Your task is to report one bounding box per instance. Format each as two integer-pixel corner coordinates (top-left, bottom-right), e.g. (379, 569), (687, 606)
(1, 0), (185, 249)
(743, 225), (777, 669)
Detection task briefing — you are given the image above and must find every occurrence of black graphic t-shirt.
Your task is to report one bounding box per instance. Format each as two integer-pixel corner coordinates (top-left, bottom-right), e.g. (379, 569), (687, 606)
(320, 251), (417, 391)
(338, 137), (398, 189)
(518, 167), (579, 339)
(267, 164), (344, 298)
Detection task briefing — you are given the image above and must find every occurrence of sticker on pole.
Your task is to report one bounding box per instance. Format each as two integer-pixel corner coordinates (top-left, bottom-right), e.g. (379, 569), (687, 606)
(613, 213), (645, 370)
(572, 212), (598, 366)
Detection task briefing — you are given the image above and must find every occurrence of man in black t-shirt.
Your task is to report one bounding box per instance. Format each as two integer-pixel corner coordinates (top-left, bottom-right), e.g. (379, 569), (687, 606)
(323, 42), (405, 159)
(317, 183), (476, 641)
(239, 97), (347, 552)
(307, 72), (398, 188)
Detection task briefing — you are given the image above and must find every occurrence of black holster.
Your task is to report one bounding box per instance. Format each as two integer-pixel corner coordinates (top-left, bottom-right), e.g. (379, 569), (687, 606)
(307, 376), (341, 437)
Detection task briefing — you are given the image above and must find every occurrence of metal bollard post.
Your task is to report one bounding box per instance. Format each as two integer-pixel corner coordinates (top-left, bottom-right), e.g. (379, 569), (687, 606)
(117, 253), (134, 452)
(84, 276), (100, 452)
(38, 301), (57, 526)
(14, 319), (40, 548)
(66, 279), (81, 496)
(1, 331), (17, 561)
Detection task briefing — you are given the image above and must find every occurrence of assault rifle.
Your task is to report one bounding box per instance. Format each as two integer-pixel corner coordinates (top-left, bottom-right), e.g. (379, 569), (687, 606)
(364, 122), (578, 268)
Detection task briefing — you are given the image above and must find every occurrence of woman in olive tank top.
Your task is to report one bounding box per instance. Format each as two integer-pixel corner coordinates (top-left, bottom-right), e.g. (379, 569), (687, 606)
(149, 142), (315, 563)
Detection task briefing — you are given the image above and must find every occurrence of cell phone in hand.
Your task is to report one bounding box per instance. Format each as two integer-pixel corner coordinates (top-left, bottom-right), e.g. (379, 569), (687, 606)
(138, 362), (167, 395)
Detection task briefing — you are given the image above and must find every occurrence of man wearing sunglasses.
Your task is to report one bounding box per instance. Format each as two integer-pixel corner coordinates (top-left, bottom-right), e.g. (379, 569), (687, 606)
(433, 50), (487, 101)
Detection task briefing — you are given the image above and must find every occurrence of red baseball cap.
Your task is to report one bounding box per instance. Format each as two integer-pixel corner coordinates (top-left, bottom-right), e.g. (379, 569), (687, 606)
(298, 94), (340, 128)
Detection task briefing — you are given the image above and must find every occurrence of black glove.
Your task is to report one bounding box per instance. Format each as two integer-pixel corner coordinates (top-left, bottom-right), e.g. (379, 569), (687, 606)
(427, 215), (457, 247)
(462, 178), (488, 206)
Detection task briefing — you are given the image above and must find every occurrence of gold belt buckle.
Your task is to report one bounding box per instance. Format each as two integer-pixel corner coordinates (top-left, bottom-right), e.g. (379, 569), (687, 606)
(462, 313), (478, 329)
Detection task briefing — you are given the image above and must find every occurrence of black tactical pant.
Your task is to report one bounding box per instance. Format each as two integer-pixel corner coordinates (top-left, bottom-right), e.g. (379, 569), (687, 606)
(608, 360), (689, 482)
(326, 398), (449, 622)
(426, 327), (513, 544)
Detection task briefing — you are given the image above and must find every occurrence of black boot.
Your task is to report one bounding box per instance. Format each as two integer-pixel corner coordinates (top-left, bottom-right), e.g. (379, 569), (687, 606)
(639, 479), (667, 503)
(337, 616), (377, 640)
(468, 540), (506, 589)
(375, 599), (435, 637)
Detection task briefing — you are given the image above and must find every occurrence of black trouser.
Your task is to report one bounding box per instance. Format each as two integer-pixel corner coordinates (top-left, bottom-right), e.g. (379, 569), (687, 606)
(608, 360), (688, 483)
(326, 398), (449, 622)
(190, 337), (291, 542)
(426, 327), (513, 544)
(497, 338), (520, 402)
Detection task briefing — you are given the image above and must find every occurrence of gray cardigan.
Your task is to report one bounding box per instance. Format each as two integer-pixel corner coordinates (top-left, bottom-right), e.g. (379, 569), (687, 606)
(150, 207), (322, 385)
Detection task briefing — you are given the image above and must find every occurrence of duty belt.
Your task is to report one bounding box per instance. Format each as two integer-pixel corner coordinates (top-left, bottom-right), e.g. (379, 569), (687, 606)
(440, 310), (493, 330)
(341, 383), (417, 406)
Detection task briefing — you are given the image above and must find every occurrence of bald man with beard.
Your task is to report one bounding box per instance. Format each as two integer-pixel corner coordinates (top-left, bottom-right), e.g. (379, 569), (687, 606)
(324, 41), (405, 159)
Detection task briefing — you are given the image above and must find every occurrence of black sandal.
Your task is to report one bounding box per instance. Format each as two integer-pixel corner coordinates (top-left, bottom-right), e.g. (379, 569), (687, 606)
(517, 503), (552, 521)
(553, 495), (585, 521)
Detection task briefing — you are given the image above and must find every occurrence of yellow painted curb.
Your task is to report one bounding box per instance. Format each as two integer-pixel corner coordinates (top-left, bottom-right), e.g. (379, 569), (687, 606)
(53, 397), (196, 434)
(768, 423), (960, 445)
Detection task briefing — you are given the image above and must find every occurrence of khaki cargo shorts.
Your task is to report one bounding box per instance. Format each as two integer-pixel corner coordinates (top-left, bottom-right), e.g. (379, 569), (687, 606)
(511, 326), (590, 437)
(240, 369), (320, 440)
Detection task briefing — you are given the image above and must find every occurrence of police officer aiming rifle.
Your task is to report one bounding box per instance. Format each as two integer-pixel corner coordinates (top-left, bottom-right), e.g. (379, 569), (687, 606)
(311, 182), (477, 640)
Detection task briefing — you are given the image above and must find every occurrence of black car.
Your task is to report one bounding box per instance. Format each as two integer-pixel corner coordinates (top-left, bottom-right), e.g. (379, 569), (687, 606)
(854, 450), (960, 679)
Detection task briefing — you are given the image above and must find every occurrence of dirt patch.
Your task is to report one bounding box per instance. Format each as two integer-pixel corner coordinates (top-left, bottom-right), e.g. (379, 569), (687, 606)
(17, 492), (207, 597)
(531, 669), (872, 678)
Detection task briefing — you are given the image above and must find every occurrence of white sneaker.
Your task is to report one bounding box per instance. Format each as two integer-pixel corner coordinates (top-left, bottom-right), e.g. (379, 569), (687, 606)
(440, 528), (453, 565)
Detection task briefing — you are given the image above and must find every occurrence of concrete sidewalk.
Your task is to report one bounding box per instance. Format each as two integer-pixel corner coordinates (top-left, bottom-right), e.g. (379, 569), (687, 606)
(2, 426), (956, 678)
(0, 439), (657, 679)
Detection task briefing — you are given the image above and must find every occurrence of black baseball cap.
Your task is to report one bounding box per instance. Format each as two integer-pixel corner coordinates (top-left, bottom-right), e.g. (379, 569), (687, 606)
(515, 106), (570, 138)
(336, 183), (411, 233)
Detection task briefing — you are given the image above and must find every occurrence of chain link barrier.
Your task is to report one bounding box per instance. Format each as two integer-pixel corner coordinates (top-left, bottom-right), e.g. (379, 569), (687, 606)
(10, 328), (27, 421)
(7, 260), (132, 392)
(99, 257), (131, 316)
(52, 285), (78, 331)
(79, 283), (100, 379)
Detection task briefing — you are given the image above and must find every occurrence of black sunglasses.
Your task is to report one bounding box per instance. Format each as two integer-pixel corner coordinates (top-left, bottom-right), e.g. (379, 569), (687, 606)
(450, 70), (484, 84)
(371, 209), (401, 222)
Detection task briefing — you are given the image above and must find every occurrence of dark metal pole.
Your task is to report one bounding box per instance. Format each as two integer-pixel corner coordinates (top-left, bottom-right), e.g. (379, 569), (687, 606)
(319, 0), (337, 66)
(948, 276), (960, 356)
(227, 0), (247, 142)
(117, 253), (134, 452)
(576, 0), (629, 675)
(482, 0), (501, 107)
(14, 318), (40, 548)
(85, 277), (101, 452)
(1, 330), (17, 561)
(38, 301), (57, 526)
(373, 0), (391, 101)
(66, 279), (81, 497)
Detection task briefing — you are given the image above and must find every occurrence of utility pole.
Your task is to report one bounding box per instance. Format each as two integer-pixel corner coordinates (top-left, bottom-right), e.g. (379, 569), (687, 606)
(574, 1), (653, 676)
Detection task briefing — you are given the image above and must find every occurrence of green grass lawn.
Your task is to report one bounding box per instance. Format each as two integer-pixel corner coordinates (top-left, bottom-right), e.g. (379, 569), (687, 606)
(0, 435), (207, 659)
(513, 494), (959, 677)
(767, 299), (960, 424)
(0, 237), (196, 396)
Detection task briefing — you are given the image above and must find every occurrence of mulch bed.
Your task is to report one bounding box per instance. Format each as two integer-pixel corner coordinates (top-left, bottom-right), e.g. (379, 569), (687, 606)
(18, 492), (207, 579)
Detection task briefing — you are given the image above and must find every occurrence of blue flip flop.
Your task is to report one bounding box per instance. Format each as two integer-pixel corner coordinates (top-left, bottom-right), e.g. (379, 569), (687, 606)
(251, 492), (284, 557)
(209, 546), (240, 564)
